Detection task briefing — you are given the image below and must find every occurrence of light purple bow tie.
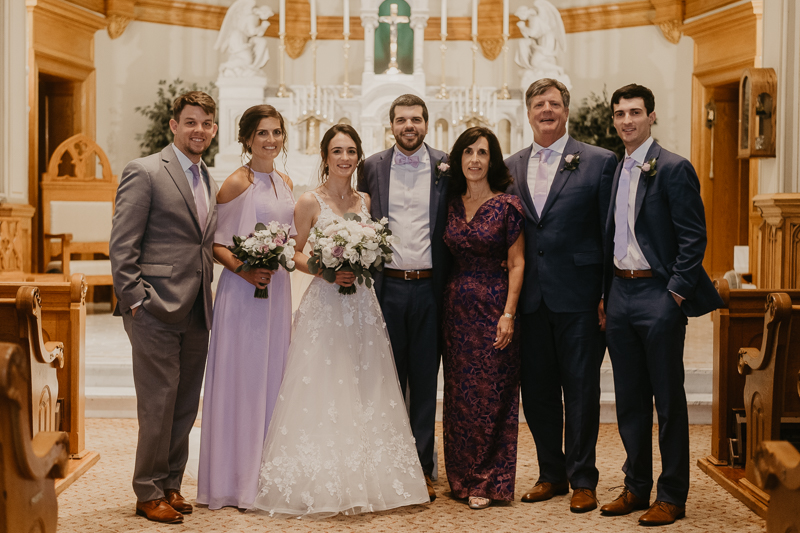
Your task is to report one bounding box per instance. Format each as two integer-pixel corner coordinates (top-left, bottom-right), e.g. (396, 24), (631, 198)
(394, 152), (420, 168)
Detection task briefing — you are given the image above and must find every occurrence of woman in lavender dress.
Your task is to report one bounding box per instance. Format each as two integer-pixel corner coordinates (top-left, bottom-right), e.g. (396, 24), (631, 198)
(442, 127), (525, 510)
(196, 105), (295, 510)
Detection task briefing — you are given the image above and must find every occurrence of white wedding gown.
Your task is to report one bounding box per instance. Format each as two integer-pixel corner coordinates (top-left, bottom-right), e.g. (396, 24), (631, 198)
(251, 192), (429, 519)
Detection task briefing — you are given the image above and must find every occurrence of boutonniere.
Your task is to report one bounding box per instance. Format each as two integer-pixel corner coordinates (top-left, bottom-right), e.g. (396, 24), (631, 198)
(637, 157), (657, 177)
(560, 152), (581, 172)
(435, 158), (450, 184)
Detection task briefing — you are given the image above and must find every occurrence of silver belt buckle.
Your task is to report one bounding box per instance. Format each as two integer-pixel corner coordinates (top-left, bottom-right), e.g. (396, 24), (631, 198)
(630, 269), (635, 277)
(404, 270), (416, 280)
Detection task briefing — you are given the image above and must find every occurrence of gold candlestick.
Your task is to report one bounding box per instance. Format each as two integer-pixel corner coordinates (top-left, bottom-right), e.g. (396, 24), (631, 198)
(497, 34), (511, 100)
(436, 34), (449, 99)
(276, 33), (289, 97)
(340, 33), (353, 98)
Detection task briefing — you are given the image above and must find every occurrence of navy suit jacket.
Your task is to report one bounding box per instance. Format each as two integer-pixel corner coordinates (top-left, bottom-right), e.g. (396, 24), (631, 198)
(506, 137), (616, 314)
(358, 143), (451, 315)
(602, 141), (723, 317)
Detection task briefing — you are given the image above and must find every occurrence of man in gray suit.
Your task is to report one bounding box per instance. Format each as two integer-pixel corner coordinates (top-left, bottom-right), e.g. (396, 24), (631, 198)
(110, 91), (218, 524)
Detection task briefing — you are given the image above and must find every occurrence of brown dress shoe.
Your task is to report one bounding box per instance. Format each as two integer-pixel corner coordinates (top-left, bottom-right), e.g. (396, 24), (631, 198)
(638, 501), (685, 526)
(520, 481), (569, 503)
(600, 487), (650, 516)
(425, 475), (437, 502)
(570, 488), (598, 513)
(135, 499), (183, 524)
(165, 489), (193, 514)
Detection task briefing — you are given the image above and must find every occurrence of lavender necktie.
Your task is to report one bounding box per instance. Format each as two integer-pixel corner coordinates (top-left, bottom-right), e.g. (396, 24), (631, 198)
(533, 149), (552, 216)
(190, 164), (208, 231)
(614, 157), (637, 261)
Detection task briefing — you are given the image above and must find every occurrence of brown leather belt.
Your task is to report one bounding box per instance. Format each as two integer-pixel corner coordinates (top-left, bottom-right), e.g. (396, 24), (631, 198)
(614, 267), (654, 279)
(384, 268), (433, 280)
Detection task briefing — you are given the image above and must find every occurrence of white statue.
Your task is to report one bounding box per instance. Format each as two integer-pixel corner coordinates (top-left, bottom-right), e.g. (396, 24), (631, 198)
(215, 0), (273, 77)
(515, 1), (572, 92)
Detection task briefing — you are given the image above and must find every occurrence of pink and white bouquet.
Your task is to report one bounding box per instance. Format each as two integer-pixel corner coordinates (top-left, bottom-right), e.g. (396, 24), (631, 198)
(307, 213), (394, 295)
(230, 222), (296, 299)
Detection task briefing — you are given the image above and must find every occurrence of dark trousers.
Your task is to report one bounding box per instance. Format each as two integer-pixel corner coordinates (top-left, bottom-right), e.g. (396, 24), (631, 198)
(380, 277), (439, 476)
(520, 301), (605, 489)
(606, 276), (689, 506)
(122, 293), (209, 502)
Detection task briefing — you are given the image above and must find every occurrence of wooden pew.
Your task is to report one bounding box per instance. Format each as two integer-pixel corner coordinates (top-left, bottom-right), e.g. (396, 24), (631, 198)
(0, 276), (99, 494)
(700, 285), (800, 517)
(754, 371), (800, 533)
(0, 342), (70, 533)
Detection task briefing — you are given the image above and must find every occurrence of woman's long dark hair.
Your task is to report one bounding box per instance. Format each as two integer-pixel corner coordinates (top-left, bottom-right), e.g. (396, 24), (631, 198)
(447, 127), (512, 198)
(319, 124), (365, 186)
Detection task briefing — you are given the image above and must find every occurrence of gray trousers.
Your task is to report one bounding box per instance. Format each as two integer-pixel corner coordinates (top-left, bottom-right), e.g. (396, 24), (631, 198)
(122, 293), (209, 502)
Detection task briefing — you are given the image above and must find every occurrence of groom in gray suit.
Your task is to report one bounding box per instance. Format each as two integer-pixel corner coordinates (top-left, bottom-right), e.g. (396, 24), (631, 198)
(110, 91), (218, 524)
(506, 78), (616, 513)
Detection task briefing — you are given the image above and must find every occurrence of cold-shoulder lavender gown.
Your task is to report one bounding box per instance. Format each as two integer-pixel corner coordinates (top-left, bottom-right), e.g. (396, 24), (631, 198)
(197, 169), (295, 510)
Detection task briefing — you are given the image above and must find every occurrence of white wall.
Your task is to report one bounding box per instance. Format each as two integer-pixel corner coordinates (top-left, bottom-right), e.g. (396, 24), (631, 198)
(0, 0), (29, 204)
(95, 6), (694, 172)
(95, 22), (220, 174)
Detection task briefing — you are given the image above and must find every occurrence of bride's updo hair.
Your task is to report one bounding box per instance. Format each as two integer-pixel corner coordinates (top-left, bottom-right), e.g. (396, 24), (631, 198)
(319, 124), (365, 185)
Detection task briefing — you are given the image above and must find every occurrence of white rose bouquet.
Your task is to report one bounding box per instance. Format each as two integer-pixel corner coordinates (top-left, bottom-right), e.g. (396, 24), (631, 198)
(230, 222), (296, 299)
(307, 213), (394, 295)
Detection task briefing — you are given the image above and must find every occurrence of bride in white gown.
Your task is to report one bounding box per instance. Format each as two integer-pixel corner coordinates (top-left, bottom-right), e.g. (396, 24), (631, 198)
(252, 124), (429, 518)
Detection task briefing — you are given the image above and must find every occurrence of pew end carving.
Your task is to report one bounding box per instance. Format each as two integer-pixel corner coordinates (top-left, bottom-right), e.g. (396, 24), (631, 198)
(0, 341), (69, 533)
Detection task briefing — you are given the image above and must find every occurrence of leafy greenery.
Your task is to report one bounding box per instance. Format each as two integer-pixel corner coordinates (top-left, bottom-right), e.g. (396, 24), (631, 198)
(568, 87), (625, 161)
(134, 79), (218, 167)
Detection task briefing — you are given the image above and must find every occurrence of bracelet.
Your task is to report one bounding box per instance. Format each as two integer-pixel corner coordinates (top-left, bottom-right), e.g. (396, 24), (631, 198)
(503, 312), (515, 320)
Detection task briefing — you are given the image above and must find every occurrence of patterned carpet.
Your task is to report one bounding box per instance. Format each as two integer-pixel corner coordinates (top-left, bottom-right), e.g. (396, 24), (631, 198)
(57, 420), (765, 532)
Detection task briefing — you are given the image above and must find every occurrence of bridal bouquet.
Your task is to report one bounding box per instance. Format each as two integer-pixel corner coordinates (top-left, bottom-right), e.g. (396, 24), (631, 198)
(230, 222), (296, 299)
(307, 213), (394, 295)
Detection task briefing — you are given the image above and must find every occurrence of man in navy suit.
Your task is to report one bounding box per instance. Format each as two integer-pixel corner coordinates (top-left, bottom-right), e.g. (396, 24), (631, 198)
(599, 84), (723, 526)
(506, 79), (617, 513)
(358, 94), (449, 502)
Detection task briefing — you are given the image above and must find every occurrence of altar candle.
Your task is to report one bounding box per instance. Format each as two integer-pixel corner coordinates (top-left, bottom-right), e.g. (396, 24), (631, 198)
(471, 0), (477, 36)
(310, 0), (317, 34)
(343, 0), (349, 34)
(502, 0), (509, 35)
(441, 0), (447, 35)
(279, 0), (285, 34)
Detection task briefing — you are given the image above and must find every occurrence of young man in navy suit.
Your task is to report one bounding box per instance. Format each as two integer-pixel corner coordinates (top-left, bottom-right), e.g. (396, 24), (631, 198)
(506, 78), (617, 513)
(600, 84), (723, 526)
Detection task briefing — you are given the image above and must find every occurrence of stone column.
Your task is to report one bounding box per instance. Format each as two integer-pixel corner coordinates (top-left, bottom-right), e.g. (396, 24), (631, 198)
(0, 0), (28, 204)
(411, 14), (427, 75)
(361, 13), (378, 86)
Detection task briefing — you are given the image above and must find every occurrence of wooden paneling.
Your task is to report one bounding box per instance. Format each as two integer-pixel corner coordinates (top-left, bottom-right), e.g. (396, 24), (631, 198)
(686, 0), (742, 20)
(0, 204), (36, 274)
(753, 194), (800, 289)
(133, 0), (226, 31)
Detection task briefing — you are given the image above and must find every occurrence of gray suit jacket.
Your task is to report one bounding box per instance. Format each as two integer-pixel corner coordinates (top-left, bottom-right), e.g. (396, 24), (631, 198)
(110, 144), (218, 329)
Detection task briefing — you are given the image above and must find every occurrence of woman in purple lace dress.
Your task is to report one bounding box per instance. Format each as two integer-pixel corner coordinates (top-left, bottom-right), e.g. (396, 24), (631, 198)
(442, 127), (525, 510)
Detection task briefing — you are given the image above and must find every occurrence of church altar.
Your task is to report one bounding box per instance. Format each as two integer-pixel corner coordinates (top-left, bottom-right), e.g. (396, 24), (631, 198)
(207, 0), (565, 189)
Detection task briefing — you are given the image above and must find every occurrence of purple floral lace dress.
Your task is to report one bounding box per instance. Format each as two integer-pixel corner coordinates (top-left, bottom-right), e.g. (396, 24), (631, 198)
(442, 193), (525, 501)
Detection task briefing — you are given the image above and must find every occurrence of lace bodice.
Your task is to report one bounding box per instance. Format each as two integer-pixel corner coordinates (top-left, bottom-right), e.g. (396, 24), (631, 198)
(311, 191), (371, 231)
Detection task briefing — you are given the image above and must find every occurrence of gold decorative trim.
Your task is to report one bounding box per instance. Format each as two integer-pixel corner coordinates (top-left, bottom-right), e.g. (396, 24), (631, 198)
(107, 14), (133, 39)
(133, 0), (226, 31)
(285, 36), (309, 60)
(478, 37), (504, 61)
(658, 20), (683, 44)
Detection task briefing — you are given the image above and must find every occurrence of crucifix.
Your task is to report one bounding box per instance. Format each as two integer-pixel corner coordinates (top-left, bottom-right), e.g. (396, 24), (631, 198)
(379, 3), (409, 75)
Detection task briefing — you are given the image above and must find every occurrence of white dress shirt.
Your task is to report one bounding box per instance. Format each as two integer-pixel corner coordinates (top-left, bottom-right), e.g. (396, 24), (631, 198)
(173, 143), (210, 206)
(387, 145), (432, 270)
(613, 136), (654, 271)
(526, 132), (570, 202)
